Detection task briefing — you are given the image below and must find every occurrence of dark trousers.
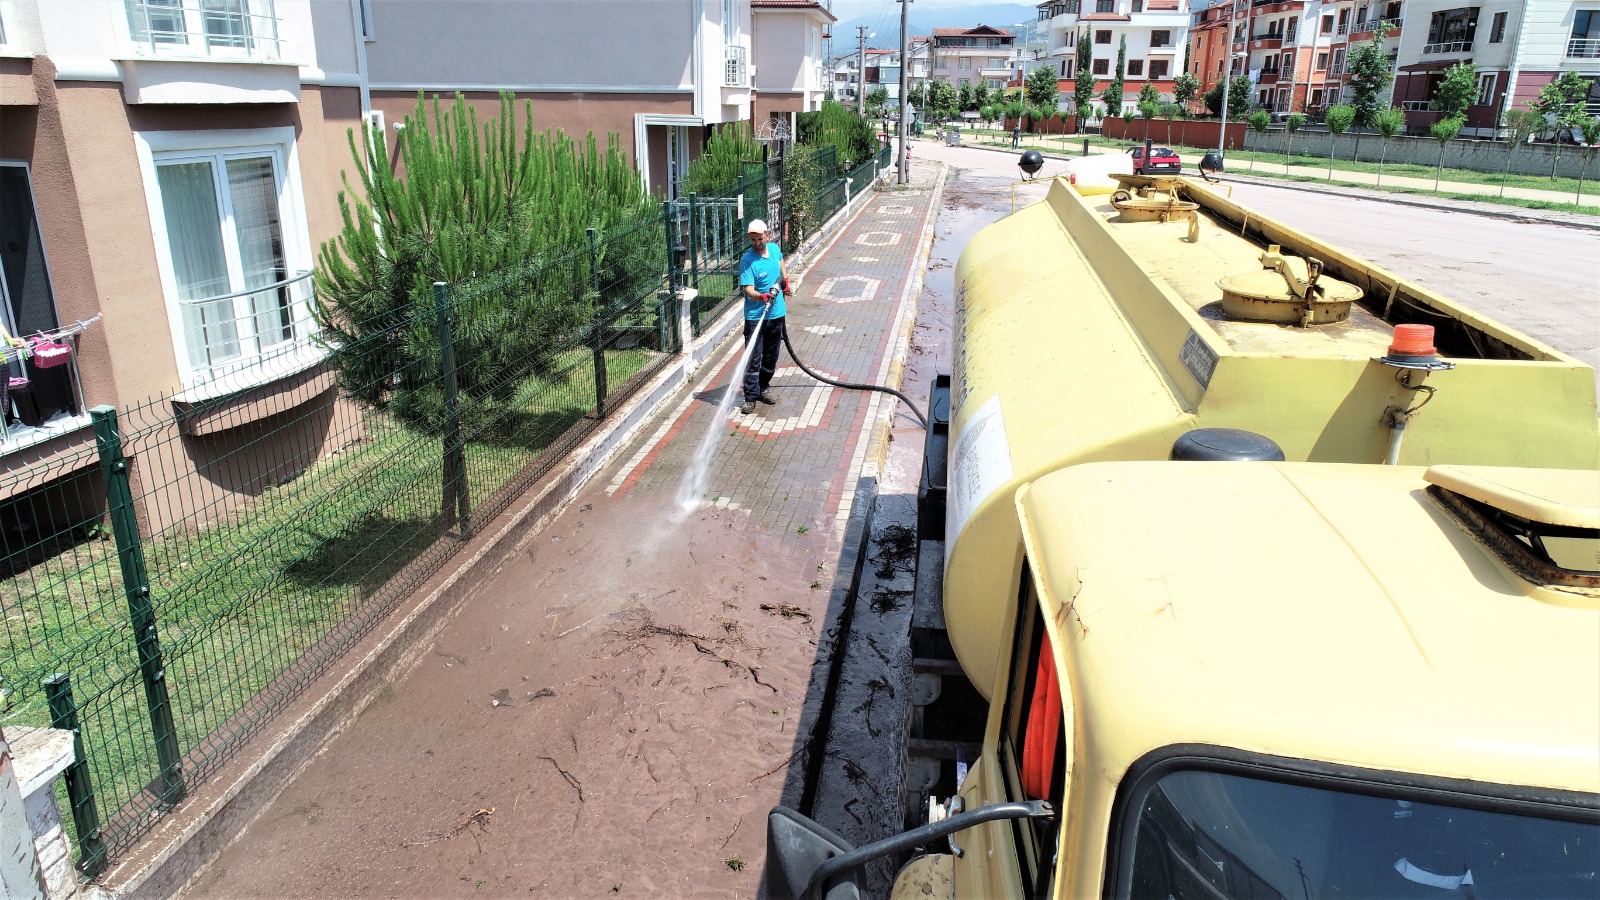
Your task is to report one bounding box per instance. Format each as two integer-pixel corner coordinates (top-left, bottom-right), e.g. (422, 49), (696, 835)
(742, 316), (784, 401)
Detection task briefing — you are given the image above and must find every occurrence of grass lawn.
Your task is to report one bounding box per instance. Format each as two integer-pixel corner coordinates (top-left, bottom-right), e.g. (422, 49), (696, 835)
(947, 127), (1600, 213)
(0, 343), (658, 864)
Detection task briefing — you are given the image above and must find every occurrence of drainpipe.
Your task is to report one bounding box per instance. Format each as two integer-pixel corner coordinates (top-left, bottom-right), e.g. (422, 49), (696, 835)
(349, 0), (370, 114)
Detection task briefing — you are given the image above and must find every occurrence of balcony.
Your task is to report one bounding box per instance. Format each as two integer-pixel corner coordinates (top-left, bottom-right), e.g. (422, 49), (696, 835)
(177, 271), (322, 396)
(1258, 70), (1280, 84)
(1568, 38), (1600, 59)
(724, 45), (748, 88)
(124, 0), (284, 61)
(1250, 35), (1283, 50)
(1423, 40), (1472, 54)
(1326, 60), (1345, 77)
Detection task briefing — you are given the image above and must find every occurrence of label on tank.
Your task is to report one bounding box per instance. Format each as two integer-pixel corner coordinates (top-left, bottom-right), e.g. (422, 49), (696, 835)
(946, 394), (1014, 556)
(1179, 330), (1218, 388)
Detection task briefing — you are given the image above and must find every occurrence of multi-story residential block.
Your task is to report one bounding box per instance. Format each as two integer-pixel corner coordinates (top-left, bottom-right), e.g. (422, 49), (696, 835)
(1393, 2), (1600, 136)
(1190, 1), (1405, 117)
(0, 0), (362, 521)
(0, 0), (820, 529)
(1038, 1), (1191, 114)
(751, 0), (835, 125)
(928, 25), (1017, 95)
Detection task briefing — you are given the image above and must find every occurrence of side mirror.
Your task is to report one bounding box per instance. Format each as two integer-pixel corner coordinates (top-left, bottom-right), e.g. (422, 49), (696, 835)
(765, 807), (862, 900)
(765, 799), (1053, 900)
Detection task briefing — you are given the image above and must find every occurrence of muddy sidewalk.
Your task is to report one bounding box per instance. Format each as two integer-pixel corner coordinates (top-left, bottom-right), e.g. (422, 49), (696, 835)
(183, 163), (948, 899)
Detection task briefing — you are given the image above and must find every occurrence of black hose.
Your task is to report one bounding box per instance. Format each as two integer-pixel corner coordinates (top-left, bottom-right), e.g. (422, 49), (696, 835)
(780, 322), (928, 427)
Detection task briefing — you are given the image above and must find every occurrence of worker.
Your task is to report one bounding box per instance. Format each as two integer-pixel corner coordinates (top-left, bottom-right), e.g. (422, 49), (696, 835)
(1012, 121), (1021, 148)
(736, 219), (790, 416)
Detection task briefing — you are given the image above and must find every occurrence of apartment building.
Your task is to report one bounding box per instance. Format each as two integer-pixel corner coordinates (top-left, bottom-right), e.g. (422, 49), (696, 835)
(0, 0), (362, 524)
(751, 0), (835, 125)
(928, 25), (1016, 95)
(1038, 0), (1191, 112)
(0, 0), (822, 531)
(1393, 2), (1600, 136)
(830, 47), (900, 105)
(1190, 1), (1404, 116)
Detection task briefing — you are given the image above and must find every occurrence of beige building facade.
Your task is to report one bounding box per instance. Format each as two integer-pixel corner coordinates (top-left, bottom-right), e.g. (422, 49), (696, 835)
(751, 0), (834, 124)
(0, 0), (363, 532)
(0, 0), (816, 537)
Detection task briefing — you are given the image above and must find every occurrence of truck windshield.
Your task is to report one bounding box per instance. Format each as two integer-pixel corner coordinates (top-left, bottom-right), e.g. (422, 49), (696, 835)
(1121, 768), (1599, 899)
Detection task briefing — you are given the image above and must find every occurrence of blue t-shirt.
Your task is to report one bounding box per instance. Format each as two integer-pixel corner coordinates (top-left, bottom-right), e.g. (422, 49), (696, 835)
(738, 242), (786, 321)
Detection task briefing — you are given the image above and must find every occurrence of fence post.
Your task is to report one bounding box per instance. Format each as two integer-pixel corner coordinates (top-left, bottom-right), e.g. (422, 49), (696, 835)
(660, 200), (679, 352)
(433, 283), (469, 532)
(43, 674), (104, 878)
(686, 194), (701, 290)
(586, 228), (609, 417)
(88, 406), (183, 809)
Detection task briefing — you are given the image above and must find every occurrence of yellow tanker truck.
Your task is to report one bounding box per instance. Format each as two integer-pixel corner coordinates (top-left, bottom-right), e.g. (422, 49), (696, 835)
(765, 174), (1600, 898)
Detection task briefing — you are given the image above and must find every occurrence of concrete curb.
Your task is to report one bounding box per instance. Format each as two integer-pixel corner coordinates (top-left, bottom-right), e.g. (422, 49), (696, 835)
(943, 138), (1600, 232)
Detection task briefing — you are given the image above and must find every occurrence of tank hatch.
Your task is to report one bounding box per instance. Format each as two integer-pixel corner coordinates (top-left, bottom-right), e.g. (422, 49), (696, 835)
(1425, 465), (1600, 594)
(1217, 244), (1364, 326)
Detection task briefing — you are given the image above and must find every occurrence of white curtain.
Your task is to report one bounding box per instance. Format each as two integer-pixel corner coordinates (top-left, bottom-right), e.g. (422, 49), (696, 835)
(226, 156), (289, 349)
(157, 160), (237, 371)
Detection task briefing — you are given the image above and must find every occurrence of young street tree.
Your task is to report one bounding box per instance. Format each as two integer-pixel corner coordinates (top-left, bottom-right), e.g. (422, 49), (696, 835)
(1074, 32), (1096, 133)
(1204, 75), (1252, 120)
(1372, 105), (1407, 186)
(1323, 103), (1356, 179)
(1173, 72), (1200, 114)
(1102, 35), (1127, 115)
(1345, 26), (1396, 127)
(1432, 62), (1477, 120)
(1500, 108), (1543, 196)
(1247, 110), (1272, 171)
(1531, 71), (1594, 177)
(1283, 112), (1306, 173)
(1429, 115), (1464, 190)
(1026, 65), (1060, 113)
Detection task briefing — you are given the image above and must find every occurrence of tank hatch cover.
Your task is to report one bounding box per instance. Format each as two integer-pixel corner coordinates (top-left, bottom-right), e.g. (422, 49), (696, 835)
(1425, 466), (1600, 530)
(1217, 244), (1363, 326)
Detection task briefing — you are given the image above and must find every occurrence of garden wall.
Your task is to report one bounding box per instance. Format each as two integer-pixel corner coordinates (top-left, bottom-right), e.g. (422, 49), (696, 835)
(1102, 117), (1248, 150)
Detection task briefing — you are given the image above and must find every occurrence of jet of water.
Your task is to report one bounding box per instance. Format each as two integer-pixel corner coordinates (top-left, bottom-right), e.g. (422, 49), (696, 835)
(672, 306), (769, 520)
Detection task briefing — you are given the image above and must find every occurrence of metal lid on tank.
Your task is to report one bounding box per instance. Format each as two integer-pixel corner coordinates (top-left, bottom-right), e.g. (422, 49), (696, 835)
(1217, 244), (1363, 326)
(1170, 428), (1287, 462)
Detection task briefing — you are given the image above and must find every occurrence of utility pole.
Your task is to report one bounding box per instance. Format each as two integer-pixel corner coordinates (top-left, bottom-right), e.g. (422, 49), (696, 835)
(857, 25), (869, 116)
(898, 0), (911, 183)
(1218, 0), (1243, 159)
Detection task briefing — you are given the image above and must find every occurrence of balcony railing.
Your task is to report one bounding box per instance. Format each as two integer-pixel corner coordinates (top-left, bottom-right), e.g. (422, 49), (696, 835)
(125, 0), (283, 60)
(1327, 60), (1345, 77)
(180, 271), (320, 390)
(724, 45), (748, 87)
(1568, 37), (1600, 59)
(1423, 40), (1472, 54)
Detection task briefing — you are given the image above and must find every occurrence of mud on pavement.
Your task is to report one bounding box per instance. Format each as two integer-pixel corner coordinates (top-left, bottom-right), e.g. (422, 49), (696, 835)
(185, 161), (952, 898)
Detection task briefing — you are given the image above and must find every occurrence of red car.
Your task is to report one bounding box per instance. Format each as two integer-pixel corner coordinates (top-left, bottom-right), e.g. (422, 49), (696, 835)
(1127, 145), (1182, 174)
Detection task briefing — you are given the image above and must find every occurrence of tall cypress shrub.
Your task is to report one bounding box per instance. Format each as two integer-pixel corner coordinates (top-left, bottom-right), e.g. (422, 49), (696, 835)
(315, 92), (654, 434)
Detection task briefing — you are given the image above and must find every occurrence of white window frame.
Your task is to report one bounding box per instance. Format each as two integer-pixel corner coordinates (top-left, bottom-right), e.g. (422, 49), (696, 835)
(1476, 71), (1495, 106)
(132, 126), (318, 395)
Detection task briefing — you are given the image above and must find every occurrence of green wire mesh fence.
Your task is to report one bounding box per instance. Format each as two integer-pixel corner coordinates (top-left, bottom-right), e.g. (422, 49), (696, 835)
(0, 206), (677, 876)
(0, 141), (883, 878)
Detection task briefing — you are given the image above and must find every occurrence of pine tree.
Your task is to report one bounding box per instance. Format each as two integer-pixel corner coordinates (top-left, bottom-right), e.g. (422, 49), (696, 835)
(1102, 35), (1127, 115)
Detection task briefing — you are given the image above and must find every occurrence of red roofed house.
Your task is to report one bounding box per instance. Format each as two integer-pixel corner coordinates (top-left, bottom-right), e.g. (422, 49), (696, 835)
(929, 25), (1018, 96)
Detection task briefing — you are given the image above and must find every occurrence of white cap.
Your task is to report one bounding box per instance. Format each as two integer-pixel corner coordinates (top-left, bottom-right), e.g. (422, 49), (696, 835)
(746, 219), (768, 233)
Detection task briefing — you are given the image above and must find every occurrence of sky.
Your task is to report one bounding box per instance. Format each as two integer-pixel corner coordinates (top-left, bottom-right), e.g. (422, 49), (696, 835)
(828, 0), (1034, 24)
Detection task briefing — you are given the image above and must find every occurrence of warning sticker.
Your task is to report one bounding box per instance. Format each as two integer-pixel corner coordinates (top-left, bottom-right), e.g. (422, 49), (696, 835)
(946, 395), (1014, 558)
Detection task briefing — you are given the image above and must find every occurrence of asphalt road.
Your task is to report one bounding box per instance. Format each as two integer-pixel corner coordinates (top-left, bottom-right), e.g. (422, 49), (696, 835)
(910, 140), (1600, 385)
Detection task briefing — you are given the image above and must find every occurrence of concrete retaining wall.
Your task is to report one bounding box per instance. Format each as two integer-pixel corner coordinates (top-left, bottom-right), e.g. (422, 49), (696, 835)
(1242, 129), (1597, 180)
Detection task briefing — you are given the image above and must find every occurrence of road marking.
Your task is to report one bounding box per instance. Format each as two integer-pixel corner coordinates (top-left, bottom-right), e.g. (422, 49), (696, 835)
(813, 275), (881, 305)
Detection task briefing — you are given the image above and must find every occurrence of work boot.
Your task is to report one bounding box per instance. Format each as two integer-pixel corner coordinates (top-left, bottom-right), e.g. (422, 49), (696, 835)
(740, 400), (756, 415)
(757, 392), (776, 405)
